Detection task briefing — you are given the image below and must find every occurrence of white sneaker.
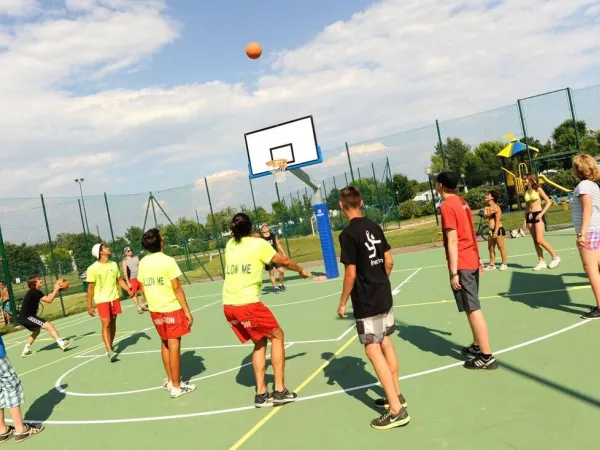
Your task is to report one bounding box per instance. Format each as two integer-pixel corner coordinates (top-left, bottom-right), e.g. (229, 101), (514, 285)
(485, 265), (496, 271)
(162, 379), (173, 391)
(170, 382), (196, 398)
(533, 261), (548, 271)
(499, 264), (508, 271)
(549, 257), (560, 269)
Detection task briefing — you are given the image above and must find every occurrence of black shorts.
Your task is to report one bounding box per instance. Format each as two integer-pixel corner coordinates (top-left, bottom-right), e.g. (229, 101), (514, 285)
(18, 315), (46, 331)
(525, 211), (544, 224)
(452, 270), (481, 312)
(265, 263), (282, 271)
(489, 227), (506, 237)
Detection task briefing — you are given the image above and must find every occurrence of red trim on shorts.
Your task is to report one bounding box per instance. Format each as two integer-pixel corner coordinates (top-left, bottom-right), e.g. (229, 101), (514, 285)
(150, 309), (190, 340)
(97, 300), (122, 319)
(223, 302), (279, 343)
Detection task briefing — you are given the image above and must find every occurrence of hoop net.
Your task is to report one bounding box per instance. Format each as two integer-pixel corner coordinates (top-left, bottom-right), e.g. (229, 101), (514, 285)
(266, 159), (288, 183)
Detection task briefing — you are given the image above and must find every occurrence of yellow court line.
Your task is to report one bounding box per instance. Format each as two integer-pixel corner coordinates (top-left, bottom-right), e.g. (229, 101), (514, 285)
(229, 334), (359, 450)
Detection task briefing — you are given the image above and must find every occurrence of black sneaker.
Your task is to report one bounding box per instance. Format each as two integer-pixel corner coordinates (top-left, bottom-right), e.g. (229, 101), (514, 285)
(370, 408), (411, 430)
(273, 388), (297, 406)
(254, 391), (273, 408)
(461, 343), (481, 357)
(581, 306), (600, 320)
(273, 286), (281, 294)
(279, 285), (286, 291)
(463, 354), (498, 370)
(374, 394), (408, 409)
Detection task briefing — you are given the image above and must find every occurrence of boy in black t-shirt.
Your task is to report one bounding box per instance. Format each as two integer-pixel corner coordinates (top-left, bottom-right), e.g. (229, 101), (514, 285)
(337, 186), (410, 430)
(19, 276), (71, 357)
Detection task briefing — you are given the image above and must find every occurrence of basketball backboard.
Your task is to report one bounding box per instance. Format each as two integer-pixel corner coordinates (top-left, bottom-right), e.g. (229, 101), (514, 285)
(245, 116), (322, 179)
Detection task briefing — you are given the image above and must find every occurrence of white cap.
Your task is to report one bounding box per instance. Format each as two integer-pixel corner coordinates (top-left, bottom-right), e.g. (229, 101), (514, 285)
(91, 243), (102, 259)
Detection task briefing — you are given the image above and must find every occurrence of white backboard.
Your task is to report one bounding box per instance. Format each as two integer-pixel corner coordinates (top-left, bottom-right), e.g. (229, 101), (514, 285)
(245, 116), (322, 179)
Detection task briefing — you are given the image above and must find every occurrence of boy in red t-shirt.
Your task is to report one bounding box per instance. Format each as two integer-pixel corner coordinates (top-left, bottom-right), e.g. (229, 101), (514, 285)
(433, 171), (498, 370)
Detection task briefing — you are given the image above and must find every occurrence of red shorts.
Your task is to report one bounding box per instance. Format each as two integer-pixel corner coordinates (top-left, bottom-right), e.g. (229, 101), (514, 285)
(97, 300), (122, 319)
(129, 278), (140, 295)
(223, 302), (279, 343)
(150, 309), (190, 341)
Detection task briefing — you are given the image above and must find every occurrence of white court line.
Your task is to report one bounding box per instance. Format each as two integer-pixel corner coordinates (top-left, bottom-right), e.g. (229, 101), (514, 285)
(392, 268), (421, 295)
(28, 319), (590, 424)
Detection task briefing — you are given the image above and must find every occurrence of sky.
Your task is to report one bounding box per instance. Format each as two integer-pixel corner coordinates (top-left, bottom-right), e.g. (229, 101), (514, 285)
(0, 0), (599, 241)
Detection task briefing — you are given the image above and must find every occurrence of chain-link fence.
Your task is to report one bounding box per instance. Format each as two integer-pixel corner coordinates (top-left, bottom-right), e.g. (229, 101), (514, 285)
(1, 84), (598, 328)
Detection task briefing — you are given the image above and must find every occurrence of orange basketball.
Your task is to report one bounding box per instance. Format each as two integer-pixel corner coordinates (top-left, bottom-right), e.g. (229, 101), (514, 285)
(246, 42), (262, 59)
(59, 279), (69, 291)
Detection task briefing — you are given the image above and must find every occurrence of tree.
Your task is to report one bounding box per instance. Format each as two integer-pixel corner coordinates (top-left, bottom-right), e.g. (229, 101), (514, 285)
(5, 243), (44, 283)
(463, 141), (504, 187)
(551, 119), (588, 154)
(392, 174), (417, 203)
(125, 227), (143, 253)
(433, 137), (471, 174)
(54, 232), (99, 273)
(44, 246), (74, 275)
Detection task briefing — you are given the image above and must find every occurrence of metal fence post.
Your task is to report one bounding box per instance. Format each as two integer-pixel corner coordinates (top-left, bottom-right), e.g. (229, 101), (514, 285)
(0, 225), (18, 321)
(436, 119), (445, 168)
(345, 142), (356, 183)
(567, 87), (581, 153)
(517, 99), (533, 171)
(103, 193), (116, 246)
(40, 194), (66, 317)
(372, 161), (381, 208)
(204, 178), (225, 277)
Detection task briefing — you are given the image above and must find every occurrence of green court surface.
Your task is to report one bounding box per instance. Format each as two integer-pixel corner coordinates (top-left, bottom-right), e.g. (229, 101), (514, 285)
(3, 232), (599, 449)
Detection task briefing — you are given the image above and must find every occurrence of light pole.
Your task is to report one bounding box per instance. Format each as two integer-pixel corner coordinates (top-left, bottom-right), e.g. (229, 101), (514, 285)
(426, 168), (439, 226)
(75, 178), (91, 235)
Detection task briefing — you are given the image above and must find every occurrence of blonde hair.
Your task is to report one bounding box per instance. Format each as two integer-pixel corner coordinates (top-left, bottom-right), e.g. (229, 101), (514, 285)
(572, 154), (600, 181)
(525, 173), (539, 190)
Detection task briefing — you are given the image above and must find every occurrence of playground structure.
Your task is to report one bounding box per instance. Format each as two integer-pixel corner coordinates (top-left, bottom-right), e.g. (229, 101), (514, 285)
(498, 134), (573, 211)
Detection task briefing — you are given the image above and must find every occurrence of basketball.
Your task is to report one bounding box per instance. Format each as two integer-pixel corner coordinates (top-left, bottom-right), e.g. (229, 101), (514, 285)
(246, 42), (262, 59)
(59, 279), (69, 291)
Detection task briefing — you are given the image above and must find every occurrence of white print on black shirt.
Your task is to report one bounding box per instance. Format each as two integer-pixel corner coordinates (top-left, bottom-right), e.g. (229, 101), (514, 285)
(365, 231), (384, 266)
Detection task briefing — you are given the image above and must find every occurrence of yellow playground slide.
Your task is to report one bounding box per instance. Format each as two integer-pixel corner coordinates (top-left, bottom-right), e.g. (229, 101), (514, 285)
(537, 174), (572, 193)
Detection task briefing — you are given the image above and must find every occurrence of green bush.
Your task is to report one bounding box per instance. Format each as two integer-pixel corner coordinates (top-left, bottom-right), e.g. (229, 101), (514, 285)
(463, 185), (504, 210)
(365, 206), (383, 223)
(398, 201), (422, 220)
(549, 170), (577, 191)
(421, 201), (435, 216)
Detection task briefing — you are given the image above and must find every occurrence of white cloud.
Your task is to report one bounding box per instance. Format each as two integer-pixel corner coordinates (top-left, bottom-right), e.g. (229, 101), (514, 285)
(0, 0), (599, 208)
(0, 0), (38, 17)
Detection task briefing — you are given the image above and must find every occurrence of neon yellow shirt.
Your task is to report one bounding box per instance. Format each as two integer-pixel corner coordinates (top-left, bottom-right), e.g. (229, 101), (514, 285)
(222, 237), (277, 306)
(86, 261), (121, 304)
(137, 252), (183, 313)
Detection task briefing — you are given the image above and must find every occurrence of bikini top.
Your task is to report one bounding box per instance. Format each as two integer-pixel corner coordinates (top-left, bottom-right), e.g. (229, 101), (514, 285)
(524, 189), (540, 202)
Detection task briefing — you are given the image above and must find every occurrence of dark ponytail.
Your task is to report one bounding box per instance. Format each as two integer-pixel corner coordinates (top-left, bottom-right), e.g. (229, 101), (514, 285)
(230, 213), (252, 242)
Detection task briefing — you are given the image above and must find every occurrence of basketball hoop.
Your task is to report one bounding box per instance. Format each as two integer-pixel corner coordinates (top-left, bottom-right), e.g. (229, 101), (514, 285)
(266, 159), (288, 183)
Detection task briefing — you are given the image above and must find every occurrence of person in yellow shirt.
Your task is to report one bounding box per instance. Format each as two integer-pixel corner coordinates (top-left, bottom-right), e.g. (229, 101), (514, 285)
(86, 243), (132, 362)
(223, 213), (312, 408)
(137, 228), (196, 399)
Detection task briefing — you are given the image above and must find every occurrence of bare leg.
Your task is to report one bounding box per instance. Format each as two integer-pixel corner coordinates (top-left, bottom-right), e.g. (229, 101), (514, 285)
(528, 223), (544, 260)
(109, 317), (117, 348)
(161, 339), (172, 383)
(41, 322), (62, 341)
(534, 220), (557, 258)
(100, 318), (112, 352)
(269, 270), (277, 288)
(278, 268), (285, 285)
(1, 407), (26, 434)
(380, 336), (400, 397)
(487, 238), (495, 266)
(268, 328), (286, 392)
(578, 247), (600, 308)
(497, 236), (508, 265)
(251, 338), (268, 394)
(168, 338), (182, 389)
(365, 343), (402, 415)
(466, 310), (491, 354)
(25, 328), (41, 347)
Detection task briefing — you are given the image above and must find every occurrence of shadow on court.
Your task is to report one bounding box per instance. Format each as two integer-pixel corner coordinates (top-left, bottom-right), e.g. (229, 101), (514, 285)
(181, 351), (206, 381)
(320, 352), (383, 413)
(114, 332), (151, 354)
(396, 321), (464, 361)
(235, 351), (307, 388)
(504, 271), (590, 316)
(38, 331), (95, 352)
(501, 360), (600, 409)
(24, 385), (67, 423)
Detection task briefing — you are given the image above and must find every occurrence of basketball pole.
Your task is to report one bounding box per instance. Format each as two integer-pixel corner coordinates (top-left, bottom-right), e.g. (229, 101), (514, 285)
(289, 168), (339, 279)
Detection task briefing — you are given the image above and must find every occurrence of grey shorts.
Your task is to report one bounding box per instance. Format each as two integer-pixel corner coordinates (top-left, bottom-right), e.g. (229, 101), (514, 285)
(452, 269), (481, 312)
(0, 357), (24, 409)
(356, 308), (395, 344)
